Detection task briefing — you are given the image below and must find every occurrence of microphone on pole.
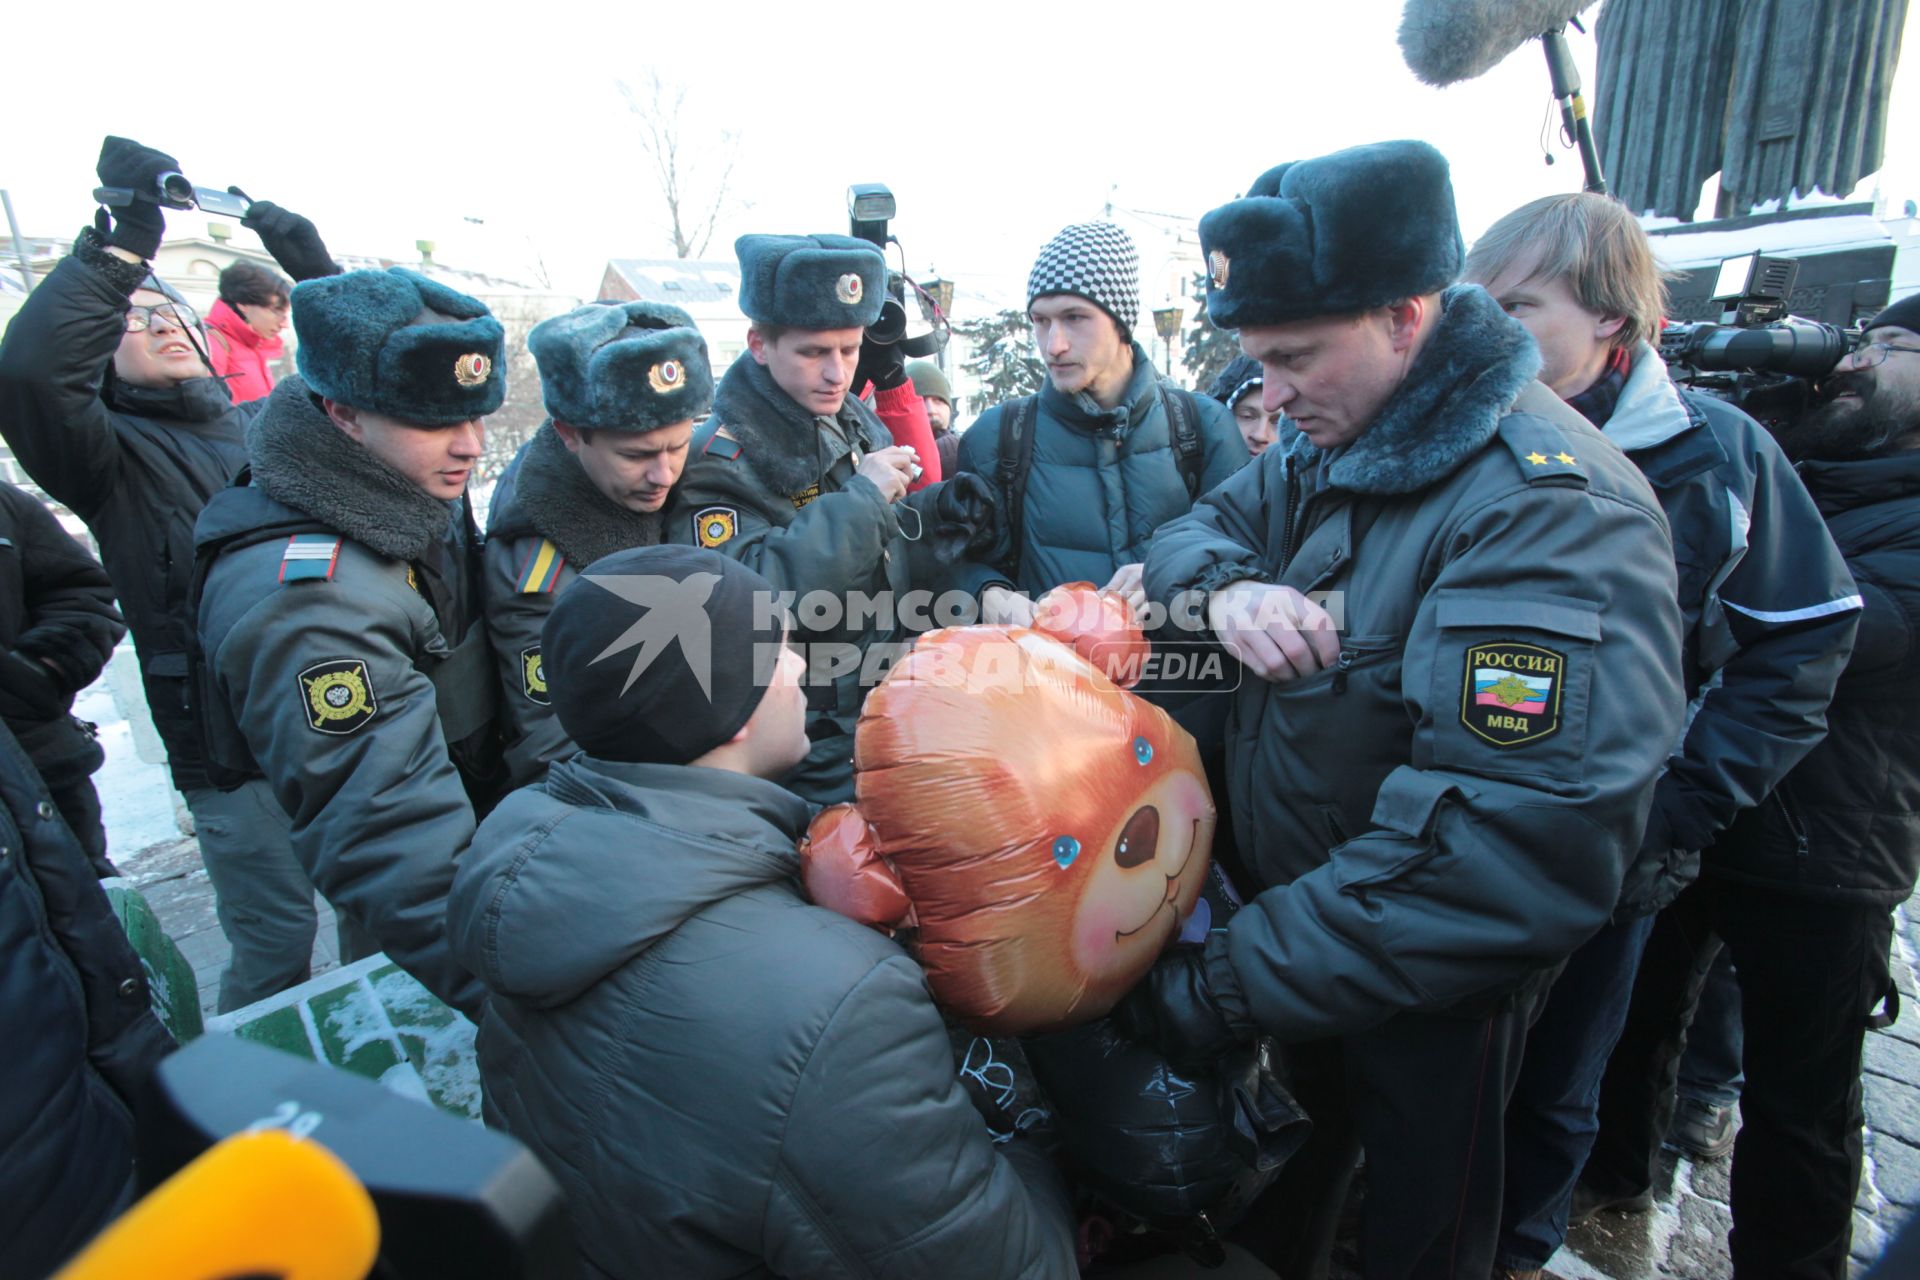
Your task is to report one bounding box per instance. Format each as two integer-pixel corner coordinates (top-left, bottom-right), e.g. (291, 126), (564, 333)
(1397, 0), (1606, 194)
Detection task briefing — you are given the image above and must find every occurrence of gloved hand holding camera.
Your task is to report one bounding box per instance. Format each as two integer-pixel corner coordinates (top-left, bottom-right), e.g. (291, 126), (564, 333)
(93, 136), (180, 260)
(855, 329), (909, 393)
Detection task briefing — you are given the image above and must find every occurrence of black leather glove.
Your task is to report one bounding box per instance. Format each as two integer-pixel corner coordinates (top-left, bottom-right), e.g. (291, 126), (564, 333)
(1110, 945), (1255, 1072)
(233, 191), (341, 281)
(94, 136), (176, 260)
(855, 333), (908, 392)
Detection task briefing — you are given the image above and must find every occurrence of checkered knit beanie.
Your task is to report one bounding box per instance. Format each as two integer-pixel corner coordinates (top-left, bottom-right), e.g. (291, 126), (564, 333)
(1027, 222), (1140, 335)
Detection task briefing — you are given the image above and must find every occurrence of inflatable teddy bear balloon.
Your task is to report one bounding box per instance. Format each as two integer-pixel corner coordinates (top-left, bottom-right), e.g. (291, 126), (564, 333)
(802, 587), (1215, 1035)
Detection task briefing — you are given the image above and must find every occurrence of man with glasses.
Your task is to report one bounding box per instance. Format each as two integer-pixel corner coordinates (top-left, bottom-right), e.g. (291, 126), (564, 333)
(0, 136), (341, 1012)
(1579, 295), (1920, 1280)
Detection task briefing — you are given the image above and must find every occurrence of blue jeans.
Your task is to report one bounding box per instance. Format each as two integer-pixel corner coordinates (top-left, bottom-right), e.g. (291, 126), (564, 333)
(1677, 947), (1744, 1107)
(1495, 914), (1657, 1270)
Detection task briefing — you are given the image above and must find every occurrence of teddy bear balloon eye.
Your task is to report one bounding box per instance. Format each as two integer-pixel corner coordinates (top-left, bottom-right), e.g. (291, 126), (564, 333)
(1133, 736), (1153, 766)
(1052, 836), (1081, 869)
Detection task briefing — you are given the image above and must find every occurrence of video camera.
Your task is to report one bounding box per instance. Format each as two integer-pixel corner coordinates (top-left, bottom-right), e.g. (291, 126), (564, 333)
(848, 183), (949, 358)
(1659, 253), (1861, 431)
(93, 169), (251, 220)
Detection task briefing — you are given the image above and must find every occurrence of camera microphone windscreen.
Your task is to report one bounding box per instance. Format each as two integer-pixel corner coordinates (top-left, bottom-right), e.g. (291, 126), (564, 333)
(1397, 0), (1597, 86)
(53, 1129), (379, 1280)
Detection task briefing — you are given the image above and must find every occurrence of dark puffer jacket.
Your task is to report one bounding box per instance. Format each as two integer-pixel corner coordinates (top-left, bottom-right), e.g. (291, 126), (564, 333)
(0, 240), (259, 791)
(954, 344), (1249, 596)
(1592, 348), (1859, 918)
(0, 482), (124, 795)
(448, 757), (1077, 1280)
(0, 718), (174, 1275)
(1708, 449), (1920, 904)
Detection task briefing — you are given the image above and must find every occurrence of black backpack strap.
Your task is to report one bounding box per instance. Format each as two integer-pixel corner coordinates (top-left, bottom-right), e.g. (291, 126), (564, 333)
(1158, 380), (1204, 498)
(995, 395), (1037, 580)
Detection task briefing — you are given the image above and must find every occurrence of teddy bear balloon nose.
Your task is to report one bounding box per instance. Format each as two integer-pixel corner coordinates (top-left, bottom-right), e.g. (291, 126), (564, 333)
(1114, 805), (1161, 869)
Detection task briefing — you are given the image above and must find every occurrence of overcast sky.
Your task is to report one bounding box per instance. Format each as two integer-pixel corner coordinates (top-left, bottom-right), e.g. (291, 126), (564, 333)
(8, 1), (1918, 310)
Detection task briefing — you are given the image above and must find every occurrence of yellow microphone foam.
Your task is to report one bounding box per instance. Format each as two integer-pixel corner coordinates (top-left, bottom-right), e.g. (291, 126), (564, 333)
(55, 1128), (380, 1280)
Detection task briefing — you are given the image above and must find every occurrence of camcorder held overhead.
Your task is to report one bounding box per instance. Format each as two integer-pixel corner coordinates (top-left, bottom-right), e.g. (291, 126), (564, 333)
(1659, 253), (1861, 432)
(847, 183), (950, 358)
(93, 169), (252, 220)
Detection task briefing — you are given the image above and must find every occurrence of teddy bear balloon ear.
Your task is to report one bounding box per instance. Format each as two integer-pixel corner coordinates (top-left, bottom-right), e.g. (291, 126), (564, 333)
(800, 805), (915, 934)
(1032, 581), (1153, 690)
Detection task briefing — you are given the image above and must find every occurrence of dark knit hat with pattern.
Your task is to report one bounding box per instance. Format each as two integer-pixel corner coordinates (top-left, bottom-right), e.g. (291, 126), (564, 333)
(1027, 221), (1140, 334)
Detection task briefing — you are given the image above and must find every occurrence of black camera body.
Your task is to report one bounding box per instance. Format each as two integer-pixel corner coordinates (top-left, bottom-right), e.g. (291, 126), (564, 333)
(94, 172), (250, 220)
(1659, 253), (1860, 432)
(847, 183), (946, 358)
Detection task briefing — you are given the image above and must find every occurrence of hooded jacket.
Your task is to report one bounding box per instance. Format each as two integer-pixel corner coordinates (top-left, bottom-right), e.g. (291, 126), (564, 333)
(0, 244), (260, 791)
(954, 343), (1249, 597)
(204, 298), (284, 405)
(1709, 449), (1920, 903)
(483, 423), (665, 787)
(0, 717), (173, 1276)
(1144, 286), (1686, 1040)
(193, 377), (495, 1018)
(448, 757), (1077, 1280)
(1592, 346), (1859, 917)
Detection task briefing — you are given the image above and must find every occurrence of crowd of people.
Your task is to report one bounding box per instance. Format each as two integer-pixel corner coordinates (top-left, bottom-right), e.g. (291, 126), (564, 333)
(2, 130), (1917, 1280)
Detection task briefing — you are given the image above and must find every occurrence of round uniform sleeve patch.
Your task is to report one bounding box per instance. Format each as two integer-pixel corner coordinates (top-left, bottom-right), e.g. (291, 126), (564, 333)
(1460, 642), (1564, 747)
(520, 645), (549, 705)
(693, 506), (738, 549)
(298, 658), (378, 735)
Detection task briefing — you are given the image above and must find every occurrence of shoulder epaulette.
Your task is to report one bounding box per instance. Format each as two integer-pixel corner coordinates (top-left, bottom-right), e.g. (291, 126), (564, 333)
(278, 533), (342, 584)
(1497, 417), (1588, 487)
(692, 417), (742, 461)
(517, 538), (567, 594)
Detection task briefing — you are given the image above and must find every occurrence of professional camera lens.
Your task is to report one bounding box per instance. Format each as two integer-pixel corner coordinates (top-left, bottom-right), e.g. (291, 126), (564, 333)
(155, 171), (196, 209)
(866, 298), (908, 346)
(1689, 317), (1848, 379)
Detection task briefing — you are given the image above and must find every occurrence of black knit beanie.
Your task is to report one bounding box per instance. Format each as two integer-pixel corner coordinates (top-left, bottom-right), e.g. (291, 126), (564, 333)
(543, 546), (787, 765)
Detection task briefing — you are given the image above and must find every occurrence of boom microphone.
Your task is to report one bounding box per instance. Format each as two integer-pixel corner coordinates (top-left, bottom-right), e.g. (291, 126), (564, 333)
(54, 1129), (379, 1280)
(1397, 0), (1596, 86)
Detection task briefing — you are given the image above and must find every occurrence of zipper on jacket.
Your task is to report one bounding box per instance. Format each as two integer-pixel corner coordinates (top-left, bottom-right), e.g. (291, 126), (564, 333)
(1331, 649), (1356, 695)
(1279, 456), (1302, 573)
(1771, 790), (1811, 858)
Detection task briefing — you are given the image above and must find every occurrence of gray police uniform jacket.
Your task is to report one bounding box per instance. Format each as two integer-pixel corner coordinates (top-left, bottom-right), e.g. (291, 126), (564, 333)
(664, 355), (918, 805)
(448, 757), (1077, 1280)
(953, 343), (1250, 596)
(193, 378), (496, 1019)
(1143, 286), (1686, 1041)
(1598, 345), (1859, 918)
(483, 423), (664, 788)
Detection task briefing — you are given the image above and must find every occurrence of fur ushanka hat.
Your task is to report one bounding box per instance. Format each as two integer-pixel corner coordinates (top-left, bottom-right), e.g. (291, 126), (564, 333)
(1199, 140), (1463, 329)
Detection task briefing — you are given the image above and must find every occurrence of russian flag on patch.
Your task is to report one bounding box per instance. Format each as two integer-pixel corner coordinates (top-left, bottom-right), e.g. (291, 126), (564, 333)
(1473, 669), (1551, 716)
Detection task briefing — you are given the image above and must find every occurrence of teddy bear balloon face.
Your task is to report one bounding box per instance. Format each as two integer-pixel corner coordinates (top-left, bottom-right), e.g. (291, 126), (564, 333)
(803, 622), (1215, 1035)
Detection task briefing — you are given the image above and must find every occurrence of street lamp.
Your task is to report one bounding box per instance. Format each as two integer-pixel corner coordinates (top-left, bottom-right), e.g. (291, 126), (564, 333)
(1152, 304), (1183, 374)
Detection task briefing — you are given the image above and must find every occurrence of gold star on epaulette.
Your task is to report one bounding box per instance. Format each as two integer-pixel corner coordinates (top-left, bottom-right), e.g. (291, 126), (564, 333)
(1525, 451), (1549, 466)
(1555, 451), (1577, 465)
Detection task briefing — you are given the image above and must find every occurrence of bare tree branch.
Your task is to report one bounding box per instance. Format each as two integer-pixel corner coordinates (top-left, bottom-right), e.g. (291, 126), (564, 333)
(618, 71), (743, 259)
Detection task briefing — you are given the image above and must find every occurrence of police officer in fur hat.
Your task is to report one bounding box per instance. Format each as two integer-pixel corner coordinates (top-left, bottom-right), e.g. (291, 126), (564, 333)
(194, 267), (509, 1020)
(665, 233), (995, 805)
(485, 300), (714, 786)
(1117, 140), (1688, 1279)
